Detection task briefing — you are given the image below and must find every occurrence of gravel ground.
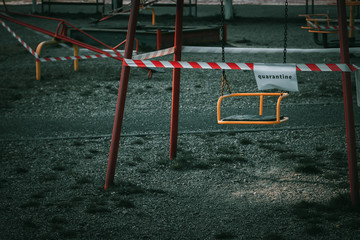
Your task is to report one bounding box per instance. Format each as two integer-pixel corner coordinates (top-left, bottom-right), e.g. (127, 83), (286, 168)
(1, 3), (360, 240)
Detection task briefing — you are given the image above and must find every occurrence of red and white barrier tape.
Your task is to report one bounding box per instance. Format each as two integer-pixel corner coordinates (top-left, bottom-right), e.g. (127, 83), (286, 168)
(38, 53), (121, 62)
(308, 21), (360, 31)
(0, 19), (39, 58)
(182, 46), (360, 54)
(2, 18), (359, 73)
(133, 47), (174, 60)
(124, 59), (360, 72)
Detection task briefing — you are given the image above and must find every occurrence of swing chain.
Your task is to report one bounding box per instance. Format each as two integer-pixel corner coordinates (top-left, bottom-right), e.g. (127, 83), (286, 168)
(283, 0), (288, 64)
(220, 0), (231, 96)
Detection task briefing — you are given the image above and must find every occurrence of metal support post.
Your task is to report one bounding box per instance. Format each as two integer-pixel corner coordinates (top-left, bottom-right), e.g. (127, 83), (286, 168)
(104, 0), (140, 190)
(169, 0), (184, 160)
(73, 44), (79, 71)
(337, 0), (359, 206)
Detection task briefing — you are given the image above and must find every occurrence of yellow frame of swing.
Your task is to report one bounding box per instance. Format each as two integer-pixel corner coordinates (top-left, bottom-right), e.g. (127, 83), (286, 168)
(217, 92), (289, 125)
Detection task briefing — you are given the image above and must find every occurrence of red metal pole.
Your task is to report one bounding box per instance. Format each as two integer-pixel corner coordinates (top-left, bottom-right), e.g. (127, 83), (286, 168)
(169, 0), (184, 160)
(104, 0), (140, 190)
(157, 29), (162, 50)
(337, 0), (359, 206)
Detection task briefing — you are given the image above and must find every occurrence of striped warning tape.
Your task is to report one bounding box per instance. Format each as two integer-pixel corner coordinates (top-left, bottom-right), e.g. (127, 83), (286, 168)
(2, 18), (359, 73)
(0, 19), (39, 58)
(307, 21), (360, 31)
(37, 53), (121, 62)
(182, 46), (360, 54)
(37, 47), (174, 62)
(124, 59), (360, 72)
(133, 47), (175, 60)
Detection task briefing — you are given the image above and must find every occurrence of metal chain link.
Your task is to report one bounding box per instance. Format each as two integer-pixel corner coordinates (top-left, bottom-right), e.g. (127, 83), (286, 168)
(220, 0), (231, 95)
(283, 0), (288, 64)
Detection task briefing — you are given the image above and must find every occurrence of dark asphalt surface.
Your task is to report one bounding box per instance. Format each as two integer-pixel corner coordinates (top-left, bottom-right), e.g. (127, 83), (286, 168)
(0, 102), (359, 140)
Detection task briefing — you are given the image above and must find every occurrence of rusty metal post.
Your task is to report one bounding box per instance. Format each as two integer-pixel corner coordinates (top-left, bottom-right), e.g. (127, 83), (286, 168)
(337, 0), (359, 206)
(104, 0), (140, 190)
(73, 44), (79, 71)
(156, 29), (162, 50)
(169, 0), (184, 160)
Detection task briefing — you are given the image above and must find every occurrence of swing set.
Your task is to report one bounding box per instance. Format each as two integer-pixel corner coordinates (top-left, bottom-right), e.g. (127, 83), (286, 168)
(216, 0), (290, 125)
(104, 0), (359, 206)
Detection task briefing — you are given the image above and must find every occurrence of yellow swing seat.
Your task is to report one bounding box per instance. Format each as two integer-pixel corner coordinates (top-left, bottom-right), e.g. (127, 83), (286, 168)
(217, 92), (289, 125)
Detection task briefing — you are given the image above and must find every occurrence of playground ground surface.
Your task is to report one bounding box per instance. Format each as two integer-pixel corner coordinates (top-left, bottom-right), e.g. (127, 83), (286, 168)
(1, 3), (360, 240)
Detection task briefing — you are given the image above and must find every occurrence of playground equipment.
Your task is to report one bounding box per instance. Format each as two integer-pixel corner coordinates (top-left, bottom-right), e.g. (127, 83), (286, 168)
(104, 0), (359, 207)
(216, 0), (292, 125)
(0, 8), (127, 80)
(300, 0), (360, 47)
(217, 92), (289, 125)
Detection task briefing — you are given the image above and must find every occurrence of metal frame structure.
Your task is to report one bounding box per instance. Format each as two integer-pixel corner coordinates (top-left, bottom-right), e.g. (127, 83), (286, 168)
(104, 0), (359, 206)
(0, 9), (125, 80)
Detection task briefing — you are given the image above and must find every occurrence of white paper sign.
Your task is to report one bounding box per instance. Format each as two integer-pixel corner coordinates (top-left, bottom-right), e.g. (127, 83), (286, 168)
(254, 63), (299, 92)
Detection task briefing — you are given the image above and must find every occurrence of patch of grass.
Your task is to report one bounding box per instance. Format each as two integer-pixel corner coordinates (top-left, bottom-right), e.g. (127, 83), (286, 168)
(56, 201), (74, 209)
(79, 89), (93, 96)
(193, 160), (212, 170)
(76, 176), (92, 184)
(218, 155), (246, 164)
(133, 156), (143, 162)
(137, 168), (150, 174)
(112, 181), (145, 195)
(329, 151), (348, 168)
(23, 219), (39, 229)
(216, 147), (234, 155)
(20, 201), (41, 208)
(147, 188), (166, 194)
(315, 145), (327, 152)
(50, 216), (68, 225)
(294, 164), (322, 174)
(293, 194), (360, 231)
(259, 143), (275, 151)
(10, 93), (23, 101)
(85, 204), (110, 214)
(31, 192), (46, 199)
(171, 154), (193, 170)
(15, 167), (29, 174)
(279, 152), (307, 161)
(106, 85), (118, 95)
(258, 138), (285, 144)
(240, 138), (253, 145)
(70, 196), (85, 202)
(52, 165), (66, 171)
(263, 233), (285, 240)
(305, 224), (323, 235)
(39, 173), (57, 182)
(72, 140), (84, 146)
(214, 231), (237, 239)
(116, 199), (135, 208)
(88, 148), (99, 154)
(59, 230), (77, 239)
(323, 172), (343, 180)
(131, 139), (144, 145)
